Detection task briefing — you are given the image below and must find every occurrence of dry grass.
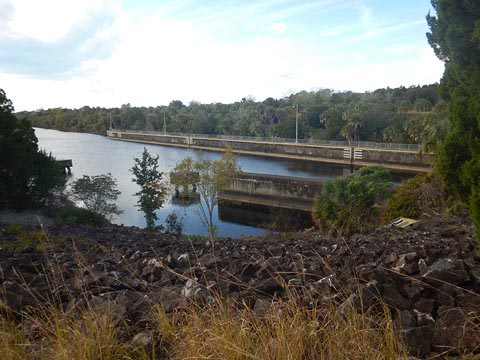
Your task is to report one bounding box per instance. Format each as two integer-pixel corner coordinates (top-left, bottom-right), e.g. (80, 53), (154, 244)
(166, 299), (407, 360)
(0, 293), (409, 360)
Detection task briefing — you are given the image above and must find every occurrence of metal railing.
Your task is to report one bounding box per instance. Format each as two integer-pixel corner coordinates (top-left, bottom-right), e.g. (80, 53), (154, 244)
(110, 129), (421, 152)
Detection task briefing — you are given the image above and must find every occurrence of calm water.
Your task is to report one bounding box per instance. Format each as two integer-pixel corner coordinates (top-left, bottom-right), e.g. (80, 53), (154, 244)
(34, 128), (379, 236)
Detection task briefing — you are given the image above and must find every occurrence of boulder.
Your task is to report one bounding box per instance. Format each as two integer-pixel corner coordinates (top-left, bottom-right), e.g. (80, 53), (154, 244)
(421, 259), (469, 285)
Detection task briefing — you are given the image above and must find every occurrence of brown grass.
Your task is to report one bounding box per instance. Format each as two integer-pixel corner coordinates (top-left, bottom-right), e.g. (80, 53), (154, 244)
(0, 292), (410, 360)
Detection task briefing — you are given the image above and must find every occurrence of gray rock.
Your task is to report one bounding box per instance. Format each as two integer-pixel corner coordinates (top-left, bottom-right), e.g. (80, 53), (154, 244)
(181, 279), (201, 298)
(394, 252), (420, 275)
(421, 259), (469, 285)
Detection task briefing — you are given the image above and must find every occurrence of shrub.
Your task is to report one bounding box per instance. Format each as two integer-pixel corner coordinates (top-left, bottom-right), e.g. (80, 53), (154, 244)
(53, 205), (109, 226)
(68, 173), (122, 221)
(385, 173), (448, 221)
(313, 167), (393, 235)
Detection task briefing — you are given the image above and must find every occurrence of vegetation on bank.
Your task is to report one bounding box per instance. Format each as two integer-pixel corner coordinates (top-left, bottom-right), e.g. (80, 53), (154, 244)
(17, 84), (443, 145)
(0, 89), (66, 210)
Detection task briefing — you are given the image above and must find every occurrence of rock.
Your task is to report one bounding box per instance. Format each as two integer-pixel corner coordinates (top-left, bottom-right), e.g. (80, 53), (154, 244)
(401, 326), (433, 357)
(384, 252), (398, 265)
(436, 307), (468, 327)
(421, 259), (469, 285)
(432, 326), (480, 354)
(383, 286), (411, 310)
(181, 279), (202, 298)
(455, 291), (480, 312)
(253, 297), (272, 316)
(394, 309), (417, 329)
(198, 253), (218, 267)
(394, 252), (420, 275)
(402, 280), (426, 301)
(250, 277), (283, 295)
(414, 298), (435, 314)
(436, 284), (456, 307)
(413, 309), (434, 327)
(177, 253), (189, 262)
(418, 259), (428, 273)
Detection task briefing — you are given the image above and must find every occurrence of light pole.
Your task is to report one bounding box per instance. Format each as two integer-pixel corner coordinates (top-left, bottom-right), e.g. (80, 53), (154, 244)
(163, 108), (166, 134)
(293, 104), (299, 143)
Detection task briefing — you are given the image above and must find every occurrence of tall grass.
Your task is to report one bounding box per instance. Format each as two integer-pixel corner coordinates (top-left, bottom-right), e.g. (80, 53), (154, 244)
(166, 298), (406, 360)
(0, 291), (408, 359)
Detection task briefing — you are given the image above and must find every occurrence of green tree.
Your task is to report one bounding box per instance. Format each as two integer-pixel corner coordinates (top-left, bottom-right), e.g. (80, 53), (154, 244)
(427, 0), (480, 239)
(131, 148), (167, 230)
(173, 148), (240, 244)
(0, 89), (66, 209)
(69, 173), (122, 221)
(313, 167), (393, 235)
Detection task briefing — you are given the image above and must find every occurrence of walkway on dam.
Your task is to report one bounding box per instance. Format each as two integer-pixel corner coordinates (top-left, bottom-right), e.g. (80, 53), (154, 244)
(107, 130), (433, 173)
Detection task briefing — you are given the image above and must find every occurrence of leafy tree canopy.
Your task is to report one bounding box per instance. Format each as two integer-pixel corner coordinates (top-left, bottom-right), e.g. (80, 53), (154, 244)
(427, 0), (480, 239)
(69, 173), (122, 221)
(131, 148), (167, 230)
(0, 89), (66, 209)
(18, 84), (441, 144)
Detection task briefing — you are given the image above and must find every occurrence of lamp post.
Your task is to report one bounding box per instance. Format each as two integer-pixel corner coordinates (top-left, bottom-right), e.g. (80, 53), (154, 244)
(293, 104), (299, 143)
(163, 108), (166, 135)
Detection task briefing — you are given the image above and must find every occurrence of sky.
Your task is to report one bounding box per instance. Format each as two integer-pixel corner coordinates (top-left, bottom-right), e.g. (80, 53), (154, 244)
(0, 0), (445, 111)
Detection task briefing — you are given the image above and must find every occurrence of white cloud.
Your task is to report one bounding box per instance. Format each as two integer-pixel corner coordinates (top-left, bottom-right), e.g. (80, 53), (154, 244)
(5, 0), (110, 42)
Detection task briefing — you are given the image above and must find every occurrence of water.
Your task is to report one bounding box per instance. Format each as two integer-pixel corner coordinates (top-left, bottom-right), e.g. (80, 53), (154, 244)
(35, 128), (404, 236)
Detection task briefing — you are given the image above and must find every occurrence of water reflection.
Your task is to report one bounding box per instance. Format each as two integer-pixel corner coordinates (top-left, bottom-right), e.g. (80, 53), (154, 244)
(218, 201), (314, 232)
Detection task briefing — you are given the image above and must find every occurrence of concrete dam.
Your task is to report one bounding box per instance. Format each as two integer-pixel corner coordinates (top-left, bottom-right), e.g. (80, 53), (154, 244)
(107, 130), (433, 173)
(220, 172), (324, 212)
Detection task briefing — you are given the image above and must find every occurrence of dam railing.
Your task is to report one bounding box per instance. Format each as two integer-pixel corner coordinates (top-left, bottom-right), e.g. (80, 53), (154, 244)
(112, 129), (421, 152)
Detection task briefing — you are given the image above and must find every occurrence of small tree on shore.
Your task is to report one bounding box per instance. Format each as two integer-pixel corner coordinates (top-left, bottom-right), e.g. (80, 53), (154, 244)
(69, 173), (122, 221)
(173, 148), (240, 244)
(131, 148), (167, 230)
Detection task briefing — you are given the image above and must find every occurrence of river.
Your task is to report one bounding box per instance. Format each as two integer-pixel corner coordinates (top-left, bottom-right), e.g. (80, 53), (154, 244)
(35, 128), (401, 237)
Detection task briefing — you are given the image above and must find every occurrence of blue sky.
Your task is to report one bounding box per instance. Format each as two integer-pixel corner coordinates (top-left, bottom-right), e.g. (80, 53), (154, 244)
(0, 0), (444, 111)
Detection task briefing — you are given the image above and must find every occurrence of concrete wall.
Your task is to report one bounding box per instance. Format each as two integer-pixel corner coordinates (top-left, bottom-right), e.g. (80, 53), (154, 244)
(220, 172), (323, 211)
(108, 131), (188, 146)
(191, 137), (345, 160)
(107, 130), (433, 171)
(358, 148), (433, 167)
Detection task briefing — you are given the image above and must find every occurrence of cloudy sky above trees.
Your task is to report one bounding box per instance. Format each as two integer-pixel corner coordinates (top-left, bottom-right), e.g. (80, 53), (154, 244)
(0, 0), (444, 111)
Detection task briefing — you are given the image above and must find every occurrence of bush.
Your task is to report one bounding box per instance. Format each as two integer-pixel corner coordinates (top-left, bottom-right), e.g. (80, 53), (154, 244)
(385, 173), (448, 221)
(313, 167), (393, 235)
(68, 173), (122, 221)
(53, 205), (109, 226)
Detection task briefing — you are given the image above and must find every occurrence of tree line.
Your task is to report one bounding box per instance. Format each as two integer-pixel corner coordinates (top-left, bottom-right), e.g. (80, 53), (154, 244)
(17, 84), (443, 145)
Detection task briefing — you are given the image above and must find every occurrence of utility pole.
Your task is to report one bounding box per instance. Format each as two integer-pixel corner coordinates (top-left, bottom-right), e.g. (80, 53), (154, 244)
(163, 108), (166, 134)
(293, 104), (299, 143)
